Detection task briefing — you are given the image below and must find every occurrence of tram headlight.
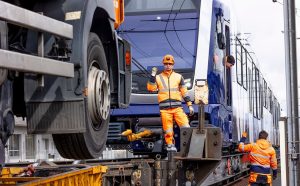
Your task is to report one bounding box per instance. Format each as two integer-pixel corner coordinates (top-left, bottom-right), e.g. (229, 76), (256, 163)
(184, 78), (192, 89)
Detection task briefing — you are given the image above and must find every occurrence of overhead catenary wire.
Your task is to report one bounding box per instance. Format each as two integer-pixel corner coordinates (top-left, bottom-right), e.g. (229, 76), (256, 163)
(132, 57), (151, 78)
(172, 0), (195, 57)
(119, 0), (196, 66)
(163, 0), (185, 58)
(123, 33), (151, 58)
(163, 0), (194, 65)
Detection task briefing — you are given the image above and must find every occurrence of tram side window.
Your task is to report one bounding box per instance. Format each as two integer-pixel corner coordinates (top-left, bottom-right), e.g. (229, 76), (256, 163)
(242, 48), (248, 90)
(266, 87), (272, 111)
(268, 89), (273, 113)
(252, 64), (257, 117)
(235, 38), (248, 90)
(272, 99), (278, 135)
(252, 66), (261, 118)
(259, 75), (263, 118)
(246, 54), (253, 90)
(275, 102), (280, 128)
(270, 95), (274, 113)
(270, 91), (273, 113)
(273, 99), (278, 126)
(248, 65), (253, 113)
(263, 79), (268, 108)
(256, 69), (261, 118)
(236, 39), (242, 85)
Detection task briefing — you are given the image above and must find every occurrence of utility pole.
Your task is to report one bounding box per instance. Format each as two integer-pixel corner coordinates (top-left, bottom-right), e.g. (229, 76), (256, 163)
(282, 0), (299, 185)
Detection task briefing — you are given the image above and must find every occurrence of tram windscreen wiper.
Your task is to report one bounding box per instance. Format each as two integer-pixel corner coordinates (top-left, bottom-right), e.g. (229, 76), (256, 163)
(132, 57), (151, 78)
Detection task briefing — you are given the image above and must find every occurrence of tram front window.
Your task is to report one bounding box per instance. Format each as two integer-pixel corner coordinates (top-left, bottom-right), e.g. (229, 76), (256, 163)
(118, 0), (200, 93)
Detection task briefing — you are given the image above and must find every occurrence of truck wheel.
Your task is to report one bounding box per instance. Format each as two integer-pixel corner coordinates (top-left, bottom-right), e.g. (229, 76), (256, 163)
(53, 33), (110, 159)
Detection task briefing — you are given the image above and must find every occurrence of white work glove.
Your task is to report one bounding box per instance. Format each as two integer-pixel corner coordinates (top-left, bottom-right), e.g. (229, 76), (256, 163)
(188, 106), (194, 116)
(151, 67), (158, 76)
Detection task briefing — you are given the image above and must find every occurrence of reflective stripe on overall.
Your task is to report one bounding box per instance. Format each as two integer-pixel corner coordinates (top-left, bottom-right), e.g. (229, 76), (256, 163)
(160, 107), (189, 145)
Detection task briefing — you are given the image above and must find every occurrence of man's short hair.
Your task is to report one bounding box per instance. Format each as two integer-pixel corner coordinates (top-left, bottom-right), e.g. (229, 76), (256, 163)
(259, 130), (268, 139)
(227, 55), (235, 65)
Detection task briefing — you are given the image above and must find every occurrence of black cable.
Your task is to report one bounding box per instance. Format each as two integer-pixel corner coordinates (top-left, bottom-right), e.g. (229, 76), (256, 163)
(141, 17), (198, 22)
(132, 57), (151, 78)
(172, 0), (195, 57)
(123, 33), (150, 58)
(163, 0), (186, 58)
(163, 0), (195, 66)
(119, 0), (195, 67)
(121, 28), (197, 33)
(164, 0), (177, 32)
(118, 23), (150, 59)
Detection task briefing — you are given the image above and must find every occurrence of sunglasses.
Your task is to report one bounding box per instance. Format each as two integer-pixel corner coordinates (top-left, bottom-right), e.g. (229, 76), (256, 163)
(164, 63), (173, 66)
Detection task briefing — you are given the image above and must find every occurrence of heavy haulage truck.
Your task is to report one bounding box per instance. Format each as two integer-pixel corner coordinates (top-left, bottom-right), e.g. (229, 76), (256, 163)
(0, 0), (131, 161)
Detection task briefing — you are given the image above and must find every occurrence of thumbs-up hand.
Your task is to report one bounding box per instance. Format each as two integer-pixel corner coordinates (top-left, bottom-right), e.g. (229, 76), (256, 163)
(151, 67), (158, 76)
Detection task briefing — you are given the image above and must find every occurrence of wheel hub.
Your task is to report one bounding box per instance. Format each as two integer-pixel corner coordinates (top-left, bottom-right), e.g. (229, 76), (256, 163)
(88, 66), (110, 127)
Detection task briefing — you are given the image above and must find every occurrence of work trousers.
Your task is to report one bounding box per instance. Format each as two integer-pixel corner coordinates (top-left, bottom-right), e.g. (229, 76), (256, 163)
(248, 173), (272, 186)
(160, 107), (189, 145)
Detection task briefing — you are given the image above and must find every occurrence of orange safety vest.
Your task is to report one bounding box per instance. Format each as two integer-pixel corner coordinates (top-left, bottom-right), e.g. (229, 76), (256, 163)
(147, 70), (192, 109)
(238, 139), (277, 184)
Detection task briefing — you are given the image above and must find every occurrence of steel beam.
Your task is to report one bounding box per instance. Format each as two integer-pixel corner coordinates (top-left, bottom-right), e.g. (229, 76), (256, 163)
(0, 1), (73, 39)
(0, 49), (74, 77)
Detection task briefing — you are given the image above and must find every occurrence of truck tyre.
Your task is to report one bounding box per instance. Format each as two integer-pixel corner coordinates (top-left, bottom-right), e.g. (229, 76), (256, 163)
(53, 33), (110, 159)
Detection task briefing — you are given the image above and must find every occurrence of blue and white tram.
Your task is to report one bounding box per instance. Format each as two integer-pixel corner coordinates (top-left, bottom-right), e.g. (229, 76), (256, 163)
(110, 0), (280, 153)
(232, 37), (281, 146)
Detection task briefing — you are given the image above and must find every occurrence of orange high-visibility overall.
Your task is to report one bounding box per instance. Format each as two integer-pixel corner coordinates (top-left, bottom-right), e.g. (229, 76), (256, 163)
(147, 70), (192, 145)
(239, 139), (278, 186)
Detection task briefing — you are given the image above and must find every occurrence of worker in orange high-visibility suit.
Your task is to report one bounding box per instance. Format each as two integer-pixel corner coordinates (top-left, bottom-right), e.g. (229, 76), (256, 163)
(238, 130), (278, 186)
(147, 54), (194, 151)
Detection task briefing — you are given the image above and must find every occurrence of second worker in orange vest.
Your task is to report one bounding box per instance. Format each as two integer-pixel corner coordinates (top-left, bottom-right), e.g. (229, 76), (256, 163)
(238, 130), (278, 186)
(147, 54), (194, 151)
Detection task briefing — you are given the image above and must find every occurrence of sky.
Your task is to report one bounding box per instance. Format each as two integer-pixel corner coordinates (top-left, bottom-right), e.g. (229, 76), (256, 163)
(231, 0), (300, 115)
